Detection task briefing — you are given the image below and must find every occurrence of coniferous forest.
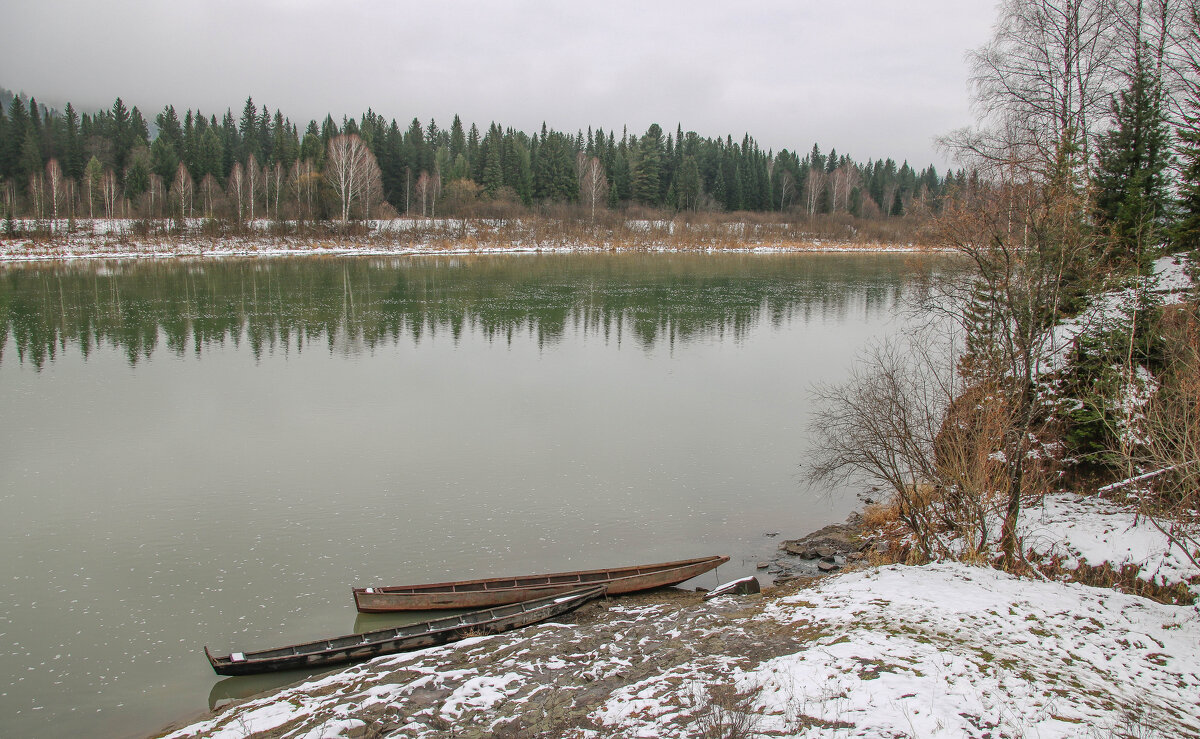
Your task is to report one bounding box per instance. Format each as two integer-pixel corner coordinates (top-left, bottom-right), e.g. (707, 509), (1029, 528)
(0, 87), (951, 232)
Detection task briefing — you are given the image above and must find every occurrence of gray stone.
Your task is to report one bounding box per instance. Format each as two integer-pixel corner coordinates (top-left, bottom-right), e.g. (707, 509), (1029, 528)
(817, 561), (840, 573)
(703, 576), (761, 600)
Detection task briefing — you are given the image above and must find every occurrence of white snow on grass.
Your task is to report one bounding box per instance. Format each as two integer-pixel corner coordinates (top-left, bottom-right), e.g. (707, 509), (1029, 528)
(1047, 252), (1196, 374)
(1153, 253), (1195, 300)
(595, 563), (1200, 738)
(1021, 492), (1200, 596)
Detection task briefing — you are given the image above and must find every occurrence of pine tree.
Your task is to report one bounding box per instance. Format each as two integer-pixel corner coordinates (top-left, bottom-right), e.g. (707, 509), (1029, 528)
(4, 97), (29, 180)
(299, 121), (323, 165)
(63, 103), (83, 180)
(533, 130), (577, 202)
(125, 155), (150, 202)
(480, 125), (503, 196)
(1173, 119), (1200, 251)
(467, 123), (481, 180)
(1093, 52), (1171, 261)
(150, 136), (178, 182)
(239, 97), (258, 162)
(0, 102), (7, 179)
(449, 115), (466, 162)
(83, 156), (104, 218)
(631, 124), (664, 205)
(674, 156), (701, 211)
(19, 128), (42, 189)
(197, 127), (224, 181)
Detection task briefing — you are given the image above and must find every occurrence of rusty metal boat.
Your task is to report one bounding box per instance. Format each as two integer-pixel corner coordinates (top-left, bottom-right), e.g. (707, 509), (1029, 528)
(352, 555), (729, 613)
(205, 585), (606, 676)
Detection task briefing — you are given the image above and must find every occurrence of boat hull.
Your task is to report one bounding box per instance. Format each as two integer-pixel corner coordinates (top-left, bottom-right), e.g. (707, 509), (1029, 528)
(206, 585), (605, 676)
(353, 555), (729, 613)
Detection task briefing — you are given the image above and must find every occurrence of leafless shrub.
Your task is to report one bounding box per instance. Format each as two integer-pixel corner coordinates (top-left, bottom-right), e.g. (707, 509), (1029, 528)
(684, 682), (763, 739)
(809, 325), (963, 560)
(1119, 302), (1200, 569)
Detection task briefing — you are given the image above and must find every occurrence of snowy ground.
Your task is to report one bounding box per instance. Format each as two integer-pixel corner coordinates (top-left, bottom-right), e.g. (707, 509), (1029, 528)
(1022, 492), (1200, 599)
(157, 562), (1199, 739)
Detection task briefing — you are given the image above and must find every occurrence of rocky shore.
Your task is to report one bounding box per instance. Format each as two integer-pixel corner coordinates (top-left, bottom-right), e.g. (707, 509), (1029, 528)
(767, 513), (869, 582)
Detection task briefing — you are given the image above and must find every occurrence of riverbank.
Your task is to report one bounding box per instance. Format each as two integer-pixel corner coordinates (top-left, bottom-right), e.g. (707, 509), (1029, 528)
(156, 567), (1199, 738)
(0, 217), (940, 262)
(155, 490), (1200, 738)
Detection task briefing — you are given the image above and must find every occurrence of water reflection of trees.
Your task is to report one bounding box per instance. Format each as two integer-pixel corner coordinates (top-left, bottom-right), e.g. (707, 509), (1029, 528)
(0, 254), (933, 369)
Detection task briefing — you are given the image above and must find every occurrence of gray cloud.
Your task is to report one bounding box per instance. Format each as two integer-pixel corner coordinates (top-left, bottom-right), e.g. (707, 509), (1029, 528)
(3, 0), (995, 167)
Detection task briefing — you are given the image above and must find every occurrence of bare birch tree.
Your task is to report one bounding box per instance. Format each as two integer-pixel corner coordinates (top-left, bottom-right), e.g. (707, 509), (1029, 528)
(362, 158), (382, 222)
(578, 156), (609, 221)
(948, 0), (1122, 184)
(804, 166), (825, 217)
(291, 160), (317, 222)
(227, 162), (246, 222)
(45, 159), (65, 230)
(324, 133), (380, 224)
(269, 161), (285, 221)
(414, 171), (431, 218)
(101, 169), (119, 220)
(246, 154), (260, 224)
(776, 169), (794, 212)
(173, 162), (193, 220)
(147, 173), (166, 219)
(200, 174), (219, 219)
(28, 172), (45, 221)
(833, 164), (860, 213)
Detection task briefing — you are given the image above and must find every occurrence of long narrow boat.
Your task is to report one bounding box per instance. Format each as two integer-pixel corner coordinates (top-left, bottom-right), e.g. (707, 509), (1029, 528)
(353, 555), (729, 613)
(205, 585), (606, 676)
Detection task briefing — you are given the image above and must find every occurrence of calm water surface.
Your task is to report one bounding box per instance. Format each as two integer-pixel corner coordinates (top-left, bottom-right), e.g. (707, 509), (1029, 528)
(0, 253), (936, 737)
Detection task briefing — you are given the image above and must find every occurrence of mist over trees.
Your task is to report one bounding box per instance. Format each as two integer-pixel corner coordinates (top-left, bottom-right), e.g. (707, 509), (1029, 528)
(0, 89), (953, 227)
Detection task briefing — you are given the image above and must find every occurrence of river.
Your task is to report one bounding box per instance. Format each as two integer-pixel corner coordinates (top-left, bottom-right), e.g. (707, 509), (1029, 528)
(0, 252), (938, 737)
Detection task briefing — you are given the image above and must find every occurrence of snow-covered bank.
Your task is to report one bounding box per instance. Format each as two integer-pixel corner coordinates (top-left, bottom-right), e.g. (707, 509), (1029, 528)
(0, 217), (939, 262)
(0, 238), (934, 263)
(1022, 492), (1200, 599)
(157, 563), (1200, 739)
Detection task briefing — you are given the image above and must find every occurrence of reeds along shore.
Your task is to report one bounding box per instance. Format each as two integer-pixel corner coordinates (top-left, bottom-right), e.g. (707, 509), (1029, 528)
(0, 208), (942, 253)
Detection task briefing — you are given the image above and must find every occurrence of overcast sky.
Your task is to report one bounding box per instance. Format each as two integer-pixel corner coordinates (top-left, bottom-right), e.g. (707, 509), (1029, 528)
(3, 0), (997, 168)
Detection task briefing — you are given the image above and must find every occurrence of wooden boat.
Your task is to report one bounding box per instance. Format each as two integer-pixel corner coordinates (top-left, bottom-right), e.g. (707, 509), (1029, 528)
(353, 555), (729, 613)
(205, 585), (606, 676)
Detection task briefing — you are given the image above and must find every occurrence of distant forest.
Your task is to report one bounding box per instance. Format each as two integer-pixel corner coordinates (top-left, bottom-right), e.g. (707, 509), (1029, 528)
(0, 87), (956, 225)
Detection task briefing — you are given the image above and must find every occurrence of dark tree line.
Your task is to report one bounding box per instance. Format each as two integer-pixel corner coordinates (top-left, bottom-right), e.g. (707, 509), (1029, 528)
(0, 88), (955, 223)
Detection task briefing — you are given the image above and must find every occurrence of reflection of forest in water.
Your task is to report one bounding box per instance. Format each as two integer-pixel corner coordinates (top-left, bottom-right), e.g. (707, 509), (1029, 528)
(0, 254), (939, 369)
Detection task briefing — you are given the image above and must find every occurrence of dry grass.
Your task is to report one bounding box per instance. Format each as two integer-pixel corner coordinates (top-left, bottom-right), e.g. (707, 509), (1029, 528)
(1033, 555), (1197, 605)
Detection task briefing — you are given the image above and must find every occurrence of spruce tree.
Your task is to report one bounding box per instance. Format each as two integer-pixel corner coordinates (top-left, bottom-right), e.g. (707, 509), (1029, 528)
(1093, 54), (1171, 261)
(150, 136), (178, 182)
(197, 127), (224, 181)
(631, 124), (664, 205)
(449, 115), (466, 161)
(124, 155), (150, 202)
(467, 123), (481, 179)
(239, 97), (258, 162)
(63, 103), (83, 180)
(299, 121), (323, 165)
(4, 96), (29, 180)
(19, 128), (42, 189)
(0, 102), (7, 179)
(1173, 118), (1200, 251)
